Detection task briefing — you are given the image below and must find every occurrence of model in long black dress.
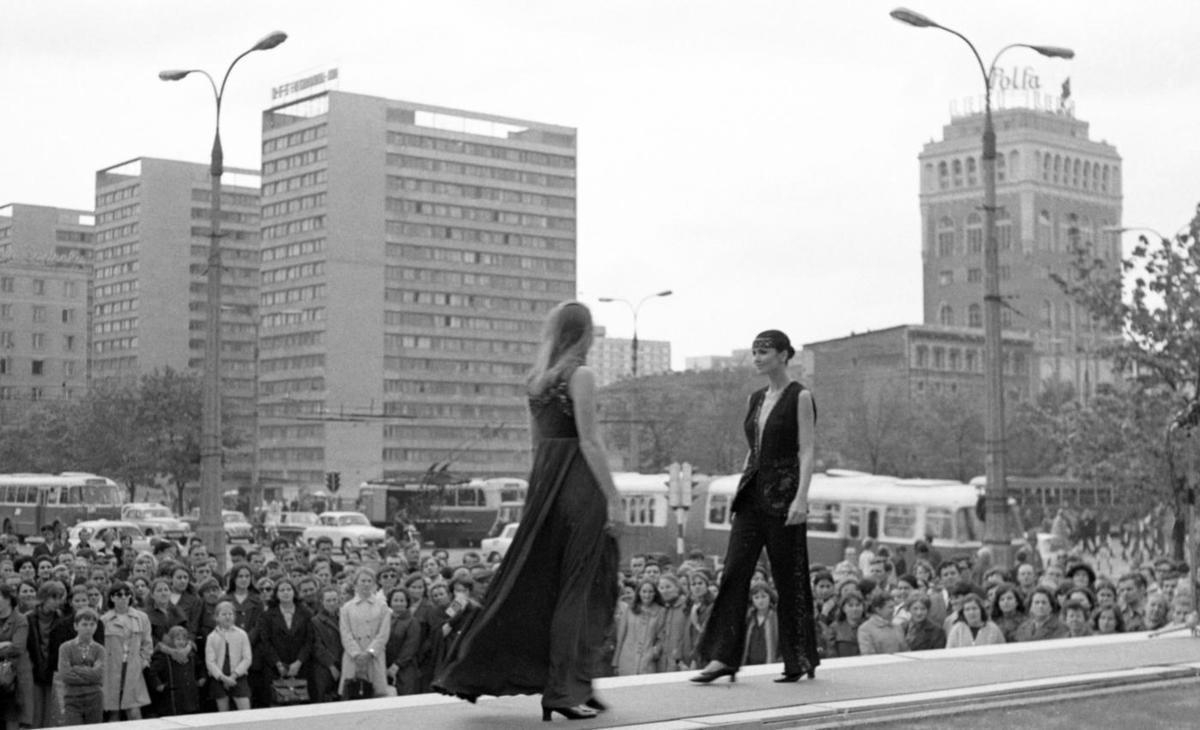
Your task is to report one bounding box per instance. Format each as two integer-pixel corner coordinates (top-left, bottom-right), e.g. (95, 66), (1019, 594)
(434, 368), (619, 711)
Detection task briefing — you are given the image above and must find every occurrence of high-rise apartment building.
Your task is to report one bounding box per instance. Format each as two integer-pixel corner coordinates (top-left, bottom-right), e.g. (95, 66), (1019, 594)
(919, 104), (1122, 398)
(259, 91), (576, 488)
(91, 158), (261, 481)
(0, 204), (93, 422)
(590, 326), (671, 386)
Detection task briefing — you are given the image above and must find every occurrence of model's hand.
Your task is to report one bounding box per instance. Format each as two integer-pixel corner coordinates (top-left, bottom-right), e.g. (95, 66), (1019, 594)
(785, 500), (808, 526)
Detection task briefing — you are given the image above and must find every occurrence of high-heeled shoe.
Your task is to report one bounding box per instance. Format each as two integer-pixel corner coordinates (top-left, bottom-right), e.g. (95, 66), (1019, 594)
(584, 697), (608, 712)
(542, 704), (599, 721)
(774, 667), (816, 683)
(690, 665), (738, 684)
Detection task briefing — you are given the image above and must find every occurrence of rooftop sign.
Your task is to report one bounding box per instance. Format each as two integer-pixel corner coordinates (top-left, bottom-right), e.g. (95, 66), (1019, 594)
(271, 67), (339, 103)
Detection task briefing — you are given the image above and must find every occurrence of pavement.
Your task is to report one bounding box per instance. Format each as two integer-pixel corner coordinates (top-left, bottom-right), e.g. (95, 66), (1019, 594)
(82, 630), (1200, 730)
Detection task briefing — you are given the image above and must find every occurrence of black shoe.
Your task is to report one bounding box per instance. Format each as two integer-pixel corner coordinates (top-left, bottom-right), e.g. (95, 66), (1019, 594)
(542, 705), (599, 721)
(584, 697), (608, 712)
(774, 667), (816, 683)
(690, 665), (738, 684)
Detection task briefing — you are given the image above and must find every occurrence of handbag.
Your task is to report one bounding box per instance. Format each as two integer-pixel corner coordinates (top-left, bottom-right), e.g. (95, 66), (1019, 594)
(271, 677), (310, 705)
(343, 676), (374, 701)
(0, 658), (15, 693)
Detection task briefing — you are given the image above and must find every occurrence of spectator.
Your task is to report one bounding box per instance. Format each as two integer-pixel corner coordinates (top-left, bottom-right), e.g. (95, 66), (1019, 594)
(205, 601), (252, 711)
(946, 594), (1004, 648)
(614, 579), (664, 675)
(928, 561), (960, 625)
(858, 593), (908, 655)
(1, 584), (34, 728)
(990, 584), (1026, 643)
(100, 581), (152, 720)
(1092, 605), (1124, 635)
(904, 595), (946, 651)
(687, 570), (715, 668)
(889, 575), (919, 630)
(27, 579), (66, 727)
(339, 568), (391, 699)
(657, 574), (691, 672)
(1013, 587), (1068, 642)
(384, 588), (420, 695)
(822, 591), (865, 658)
(57, 606), (106, 725)
(259, 578), (313, 706)
(1117, 572), (1148, 631)
(310, 586), (343, 703)
(148, 625), (202, 716)
(1067, 563), (1096, 591)
(1062, 600), (1093, 638)
(742, 582), (779, 666)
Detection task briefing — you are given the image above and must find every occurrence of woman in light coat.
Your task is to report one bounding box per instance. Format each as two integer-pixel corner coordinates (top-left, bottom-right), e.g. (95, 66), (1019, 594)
(99, 581), (153, 719)
(339, 567), (392, 697)
(613, 580), (664, 676)
(945, 594), (1006, 648)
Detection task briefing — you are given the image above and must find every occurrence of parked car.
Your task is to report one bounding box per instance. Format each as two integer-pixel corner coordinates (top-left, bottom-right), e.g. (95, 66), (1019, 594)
(481, 522), (519, 561)
(121, 503), (191, 543)
(266, 511), (319, 544)
(68, 520), (156, 553)
(302, 511), (386, 553)
(223, 510), (254, 542)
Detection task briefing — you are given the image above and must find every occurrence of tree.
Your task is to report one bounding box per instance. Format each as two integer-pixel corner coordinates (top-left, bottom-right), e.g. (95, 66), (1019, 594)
(825, 384), (914, 476)
(138, 369), (203, 514)
(1054, 204), (1200, 559)
(908, 390), (985, 482)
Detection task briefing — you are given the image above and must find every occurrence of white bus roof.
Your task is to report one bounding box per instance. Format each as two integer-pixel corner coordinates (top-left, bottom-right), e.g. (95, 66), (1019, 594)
(613, 472), (670, 494)
(0, 473), (116, 485)
(707, 472), (979, 509)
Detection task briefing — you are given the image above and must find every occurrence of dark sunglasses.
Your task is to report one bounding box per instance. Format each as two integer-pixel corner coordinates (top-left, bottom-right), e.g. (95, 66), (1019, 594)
(112, 591), (132, 598)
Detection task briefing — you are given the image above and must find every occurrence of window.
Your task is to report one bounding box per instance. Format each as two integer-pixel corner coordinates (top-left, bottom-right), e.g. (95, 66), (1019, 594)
(938, 270), (953, 286)
(966, 213), (983, 253)
(809, 502), (840, 533)
(883, 506), (917, 539)
(933, 347), (945, 369)
(0, 357), (7, 374)
(915, 345), (929, 368)
(967, 268), (982, 283)
(846, 506), (863, 540)
(0, 277), (12, 293)
(1038, 210), (1053, 250)
(63, 281), (78, 298)
(63, 361), (76, 377)
(952, 159), (963, 187)
(925, 508), (954, 540)
(623, 494), (666, 526)
(0, 331), (12, 348)
(966, 157), (977, 186)
(0, 304), (10, 320)
(939, 305), (954, 327)
(955, 507), (978, 541)
(949, 349), (961, 371)
(968, 303), (982, 328)
(707, 494), (730, 526)
(996, 210), (1013, 251)
(31, 360), (44, 376)
(64, 335), (76, 352)
(62, 309), (75, 324)
(965, 349), (977, 372)
(32, 306), (46, 323)
(33, 279), (45, 295)
(938, 161), (949, 190)
(31, 332), (45, 350)
(937, 217), (955, 257)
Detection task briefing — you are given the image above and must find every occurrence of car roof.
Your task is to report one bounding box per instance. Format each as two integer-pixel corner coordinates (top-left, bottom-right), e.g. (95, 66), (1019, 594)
(72, 520), (140, 530)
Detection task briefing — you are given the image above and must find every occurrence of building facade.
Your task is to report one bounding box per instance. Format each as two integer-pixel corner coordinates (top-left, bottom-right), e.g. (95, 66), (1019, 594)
(0, 204), (93, 423)
(685, 349), (752, 372)
(590, 326), (671, 386)
(258, 91), (576, 488)
(91, 158), (261, 481)
(919, 106), (1122, 399)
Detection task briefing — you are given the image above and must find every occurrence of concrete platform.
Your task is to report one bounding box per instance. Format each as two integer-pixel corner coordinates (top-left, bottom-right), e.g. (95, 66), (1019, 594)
(83, 631), (1200, 729)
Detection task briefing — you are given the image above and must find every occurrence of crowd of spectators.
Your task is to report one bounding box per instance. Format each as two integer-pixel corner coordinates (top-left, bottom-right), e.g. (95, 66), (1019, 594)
(2, 521), (1196, 728)
(0, 524), (496, 728)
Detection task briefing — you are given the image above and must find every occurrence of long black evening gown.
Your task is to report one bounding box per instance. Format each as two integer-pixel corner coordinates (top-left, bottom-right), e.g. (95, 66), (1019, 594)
(434, 369), (619, 707)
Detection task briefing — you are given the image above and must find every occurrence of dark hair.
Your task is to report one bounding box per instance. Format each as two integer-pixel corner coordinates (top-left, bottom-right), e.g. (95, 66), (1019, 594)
(152, 541), (175, 557)
(1092, 605), (1125, 633)
(0, 584), (16, 610)
(1062, 599), (1088, 617)
(991, 583), (1026, 618)
(37, 580), (66, 602)
(107, 581), (134, 601)
(386, 587), (410, 608)
(270, 578), (299, 609)
(450, 576), (475, 595)
(955, 594), (989, 624)
(865, 592), (894, 615)
(835, 591), (865, 624)
(1026, 585), (1059, 613)
(631, 579), (663, 614)
(749, 581), (777, 607)
(74, 607), (100, 625)
(812, 570), (834, 586)
(752, 329), (795, 360)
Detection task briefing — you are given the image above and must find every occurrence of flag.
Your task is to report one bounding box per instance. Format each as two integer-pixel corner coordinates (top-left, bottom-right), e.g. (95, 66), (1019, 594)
(1061, 77), (1072, 101)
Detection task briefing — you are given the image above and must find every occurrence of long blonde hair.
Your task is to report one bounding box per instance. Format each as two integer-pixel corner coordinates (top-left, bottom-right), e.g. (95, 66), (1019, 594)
(527, 301), (593, 395)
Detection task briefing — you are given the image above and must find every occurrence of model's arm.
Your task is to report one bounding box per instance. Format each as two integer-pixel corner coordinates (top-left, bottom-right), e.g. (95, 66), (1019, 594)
(786, 390), (816, 526)
(569, 366), (622, 527)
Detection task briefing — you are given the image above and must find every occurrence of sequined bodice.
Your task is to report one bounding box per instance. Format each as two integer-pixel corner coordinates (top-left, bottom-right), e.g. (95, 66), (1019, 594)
(528, 373), (578, 439)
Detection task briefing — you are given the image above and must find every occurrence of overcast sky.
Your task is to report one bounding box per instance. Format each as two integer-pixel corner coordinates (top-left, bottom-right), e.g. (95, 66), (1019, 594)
(3, 0), (1198, 368)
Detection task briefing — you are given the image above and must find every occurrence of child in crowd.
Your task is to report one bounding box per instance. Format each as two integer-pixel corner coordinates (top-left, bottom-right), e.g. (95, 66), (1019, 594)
(205, 601), (252, 711)
(57, 607), (106, 725)
(150, 625), (202, 716)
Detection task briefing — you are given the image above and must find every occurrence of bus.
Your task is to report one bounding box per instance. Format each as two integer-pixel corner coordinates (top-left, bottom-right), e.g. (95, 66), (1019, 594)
(612, 470), (1026, 567)
(356, 477), (528, 547)
(0, 473), (124, 538)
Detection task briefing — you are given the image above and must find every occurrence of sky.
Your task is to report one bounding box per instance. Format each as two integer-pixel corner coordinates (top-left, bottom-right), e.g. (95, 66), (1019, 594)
(3, 0), (1199, 369)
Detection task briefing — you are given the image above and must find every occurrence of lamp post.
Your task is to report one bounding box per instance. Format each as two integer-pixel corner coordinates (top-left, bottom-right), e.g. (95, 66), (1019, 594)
(597, 290), (673, 378)
(160, 30), (287, 570)
(891, 8), (1072, 567)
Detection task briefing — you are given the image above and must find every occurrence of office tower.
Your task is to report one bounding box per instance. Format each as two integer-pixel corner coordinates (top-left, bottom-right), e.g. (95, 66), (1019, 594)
(92, 158), (261, 481)
(259, 91), (577, 488)
(590, 325), (671, 386)
(0, 204), (93, 422)
(919, 105), (1122, 398)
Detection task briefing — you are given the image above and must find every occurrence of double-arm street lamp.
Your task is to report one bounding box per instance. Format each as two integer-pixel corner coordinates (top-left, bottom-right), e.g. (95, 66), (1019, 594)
(159, 31), (287, 569)
(598, 290), (673, 378)
(891, 8), (1072, 567)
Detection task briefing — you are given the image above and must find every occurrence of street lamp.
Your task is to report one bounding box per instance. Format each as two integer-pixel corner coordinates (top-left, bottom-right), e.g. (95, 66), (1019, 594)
(597, 290), (673, 378)
(160, 30), (287, 570)
(891, 8), (1072, 567)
